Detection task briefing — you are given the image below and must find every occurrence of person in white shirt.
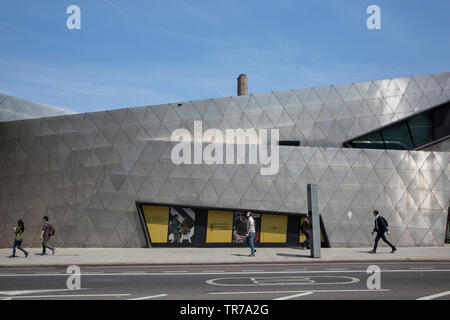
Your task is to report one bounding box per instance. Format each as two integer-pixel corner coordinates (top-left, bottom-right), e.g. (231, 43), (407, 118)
(245, 211), (256, 257)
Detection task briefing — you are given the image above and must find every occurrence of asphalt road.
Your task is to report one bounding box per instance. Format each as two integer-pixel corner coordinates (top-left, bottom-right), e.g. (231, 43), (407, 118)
(0, 262), (449, 300)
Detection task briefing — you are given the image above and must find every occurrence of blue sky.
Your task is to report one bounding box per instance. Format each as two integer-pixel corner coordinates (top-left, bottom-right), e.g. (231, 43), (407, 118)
(0, 0), (449, 112)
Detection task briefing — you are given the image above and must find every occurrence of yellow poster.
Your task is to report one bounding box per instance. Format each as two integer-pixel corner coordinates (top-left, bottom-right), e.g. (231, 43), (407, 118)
(299, 216), (324, 243)
(261, 214), (287, 243)
(142, 205), (169, 243)
(206, 210), (233, 243)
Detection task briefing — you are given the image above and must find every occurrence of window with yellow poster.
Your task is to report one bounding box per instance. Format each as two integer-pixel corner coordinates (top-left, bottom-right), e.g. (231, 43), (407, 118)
(206, 210), (233, 243)
(260, 214), (288, 243)
(142, 205), (169, 243)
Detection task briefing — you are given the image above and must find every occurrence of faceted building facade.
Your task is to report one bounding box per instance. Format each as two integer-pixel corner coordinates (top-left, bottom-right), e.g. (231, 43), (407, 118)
(0, 72), (449, 248)
(0, 93), (74, 123)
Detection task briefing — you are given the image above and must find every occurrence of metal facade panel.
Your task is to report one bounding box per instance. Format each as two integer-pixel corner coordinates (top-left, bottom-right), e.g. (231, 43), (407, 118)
(0, 73), (449, 248)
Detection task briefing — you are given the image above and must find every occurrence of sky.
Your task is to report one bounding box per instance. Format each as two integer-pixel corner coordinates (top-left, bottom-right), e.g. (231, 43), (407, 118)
(0, 0), (449, 113)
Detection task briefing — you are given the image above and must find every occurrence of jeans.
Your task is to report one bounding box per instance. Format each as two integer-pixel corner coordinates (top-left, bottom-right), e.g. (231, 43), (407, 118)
(245, 232), (256, 254)
(302, 232), (310, 249)
(42, 236), (54, 254)
(13, 240), (27, 256)
(373, 232), (395, 251)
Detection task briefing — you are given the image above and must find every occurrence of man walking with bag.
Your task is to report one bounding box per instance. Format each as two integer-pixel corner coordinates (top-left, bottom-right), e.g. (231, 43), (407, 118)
(369, 210), (397, 254)
(39, 216), (55, 256)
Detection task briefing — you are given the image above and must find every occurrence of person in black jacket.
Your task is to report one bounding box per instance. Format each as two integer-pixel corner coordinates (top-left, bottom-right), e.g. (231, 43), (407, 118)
(369, 210), (397, 254)
(300, 217), (310, 249)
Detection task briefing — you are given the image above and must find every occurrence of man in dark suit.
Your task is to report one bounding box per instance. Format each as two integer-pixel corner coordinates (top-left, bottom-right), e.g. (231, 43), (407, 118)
(369, 210), (397, 254)
(300, 217), (310, 249)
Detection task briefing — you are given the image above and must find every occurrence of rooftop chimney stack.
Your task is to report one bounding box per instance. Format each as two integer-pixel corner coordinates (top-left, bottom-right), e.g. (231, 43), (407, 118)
(237, 74), (248, 96)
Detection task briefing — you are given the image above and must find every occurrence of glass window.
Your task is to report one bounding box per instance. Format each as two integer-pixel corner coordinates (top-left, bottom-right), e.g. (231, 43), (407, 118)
(350, 131), (385, 149)
(432, 102), (450, 140)
(408, 113), (433, 147)
(344, 101), (450, 150)
(382, 122), (414, 150)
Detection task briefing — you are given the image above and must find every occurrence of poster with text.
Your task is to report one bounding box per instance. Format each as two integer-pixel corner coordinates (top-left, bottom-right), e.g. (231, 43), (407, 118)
(261, 214), (287, 243)
(142, 205), (169, 244)
(206, 210), (233, 243)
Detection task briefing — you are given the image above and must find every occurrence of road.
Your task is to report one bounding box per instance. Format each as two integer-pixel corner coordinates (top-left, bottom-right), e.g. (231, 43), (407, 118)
(0, 262), (449, 300)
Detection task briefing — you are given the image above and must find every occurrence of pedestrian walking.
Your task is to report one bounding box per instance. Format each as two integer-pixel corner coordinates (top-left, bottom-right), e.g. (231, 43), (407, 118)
(369, 210), (397, 254)
(245, 211), (256, 257)
(300, 217), (311, 249)
(39, 216), (55, 256)
(8, 219), (29, 258)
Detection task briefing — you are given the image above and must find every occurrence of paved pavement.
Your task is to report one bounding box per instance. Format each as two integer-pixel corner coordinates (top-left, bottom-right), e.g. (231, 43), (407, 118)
(1, 246), (449, 268)
(0, 262), (449, 300)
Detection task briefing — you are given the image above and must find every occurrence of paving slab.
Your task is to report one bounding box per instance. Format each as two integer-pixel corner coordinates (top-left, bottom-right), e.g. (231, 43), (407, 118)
(0, 246), (449, 268)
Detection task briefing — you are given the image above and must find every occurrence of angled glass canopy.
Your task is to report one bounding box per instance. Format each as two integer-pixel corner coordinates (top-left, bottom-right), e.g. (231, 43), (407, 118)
(344, 101), (450, 150)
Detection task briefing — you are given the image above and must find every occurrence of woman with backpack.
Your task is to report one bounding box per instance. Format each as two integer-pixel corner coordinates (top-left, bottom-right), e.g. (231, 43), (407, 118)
(9, 219), (29, 258)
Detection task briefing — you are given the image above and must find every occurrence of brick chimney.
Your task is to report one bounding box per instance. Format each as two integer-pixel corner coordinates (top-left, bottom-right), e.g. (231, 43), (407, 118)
(237, 74), (248, 96)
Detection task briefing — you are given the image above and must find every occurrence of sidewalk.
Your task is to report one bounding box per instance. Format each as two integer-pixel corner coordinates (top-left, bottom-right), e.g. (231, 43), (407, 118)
(1, 246), (449, 268)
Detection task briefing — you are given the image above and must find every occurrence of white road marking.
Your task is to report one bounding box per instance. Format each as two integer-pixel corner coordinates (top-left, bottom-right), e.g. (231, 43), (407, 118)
(273, 291), (314, 300)
(209, 289), (390, 295)
(416, 291), (450, 300)
(284, 269), (308, 272)
(202, 270), (225, 273)
(163, 271), (187, 273)
(206, 275), (360, 287)
(128, 294), (167, 300)
(0, 288), (86, 296)
(4, 294), (130, 300)
(0, 267), (59, 271)
(326, 268), (347, 271)
(0, 269), (449, 277)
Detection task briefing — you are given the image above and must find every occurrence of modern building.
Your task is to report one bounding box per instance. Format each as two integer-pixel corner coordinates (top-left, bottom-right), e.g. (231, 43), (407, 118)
(0, 93), (74, 122)
(0, 72), (449, 249)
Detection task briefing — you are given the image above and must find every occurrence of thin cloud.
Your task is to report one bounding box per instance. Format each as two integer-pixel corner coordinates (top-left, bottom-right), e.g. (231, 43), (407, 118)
(103, 0), (128, 16)
(178, 0), (220, 29)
